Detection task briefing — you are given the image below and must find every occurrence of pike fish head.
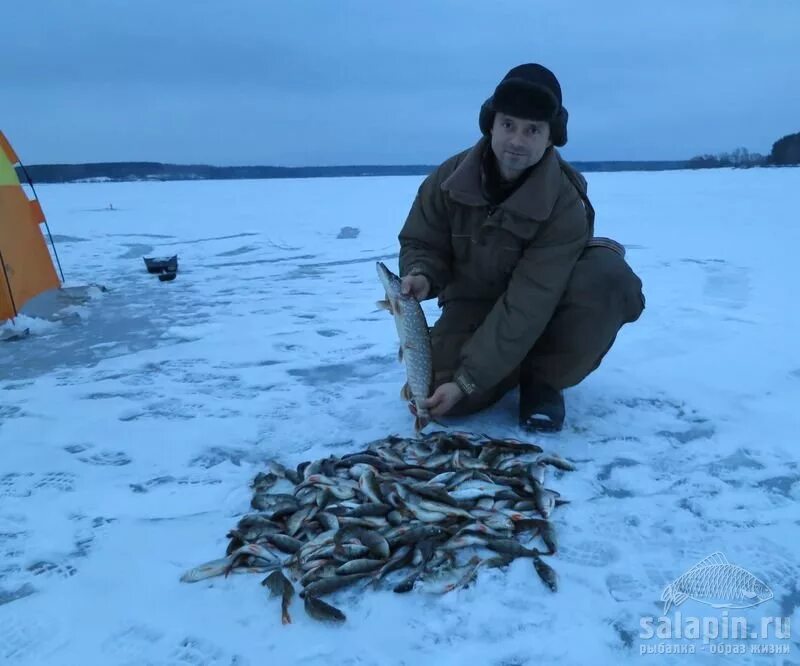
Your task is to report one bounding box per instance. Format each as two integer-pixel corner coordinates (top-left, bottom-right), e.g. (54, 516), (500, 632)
(376, 261), (402, 297)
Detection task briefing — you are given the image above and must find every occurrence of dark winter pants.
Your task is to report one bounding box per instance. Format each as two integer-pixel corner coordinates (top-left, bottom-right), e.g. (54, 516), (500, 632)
(431, 245), (645, 416)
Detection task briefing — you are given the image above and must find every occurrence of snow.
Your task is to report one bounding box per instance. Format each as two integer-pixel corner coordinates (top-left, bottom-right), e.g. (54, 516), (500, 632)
(1, 167), (799, 664)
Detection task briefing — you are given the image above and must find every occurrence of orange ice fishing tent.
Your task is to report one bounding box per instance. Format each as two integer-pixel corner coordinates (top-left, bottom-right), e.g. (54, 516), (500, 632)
(0, 131), (63, 322)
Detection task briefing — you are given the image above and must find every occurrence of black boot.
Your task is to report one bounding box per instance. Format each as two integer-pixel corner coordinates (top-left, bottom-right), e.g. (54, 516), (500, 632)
(519, 379), (565, 432)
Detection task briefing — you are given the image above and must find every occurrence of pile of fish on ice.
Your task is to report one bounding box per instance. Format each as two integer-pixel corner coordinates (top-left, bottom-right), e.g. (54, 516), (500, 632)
(180, 262), (575, 624)
(180, 430), (575, 625)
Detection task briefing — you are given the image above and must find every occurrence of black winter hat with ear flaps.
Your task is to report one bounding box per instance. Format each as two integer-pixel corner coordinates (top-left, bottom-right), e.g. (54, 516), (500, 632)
(479, 63), (569, 147)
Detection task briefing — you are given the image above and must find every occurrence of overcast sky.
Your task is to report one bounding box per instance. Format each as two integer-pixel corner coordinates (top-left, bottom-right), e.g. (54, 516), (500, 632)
(4, 1), (799, 166)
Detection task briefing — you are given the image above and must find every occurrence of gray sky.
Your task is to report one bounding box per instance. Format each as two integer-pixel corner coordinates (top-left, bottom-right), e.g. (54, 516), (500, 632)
(4, 0), (799, 165)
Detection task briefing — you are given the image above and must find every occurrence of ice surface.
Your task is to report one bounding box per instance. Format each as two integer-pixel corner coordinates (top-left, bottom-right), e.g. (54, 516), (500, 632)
(1, 168), (798, 664)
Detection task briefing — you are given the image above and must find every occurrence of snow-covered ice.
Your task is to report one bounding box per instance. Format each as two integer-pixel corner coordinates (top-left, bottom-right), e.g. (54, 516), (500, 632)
(1, 167), (799, 664)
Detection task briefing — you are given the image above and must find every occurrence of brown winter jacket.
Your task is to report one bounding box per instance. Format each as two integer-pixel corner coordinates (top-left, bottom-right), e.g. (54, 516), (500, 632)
(398, 136), (594, 396)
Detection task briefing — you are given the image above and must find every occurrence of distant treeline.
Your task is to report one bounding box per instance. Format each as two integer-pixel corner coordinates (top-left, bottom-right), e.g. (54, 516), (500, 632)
(19, 159), (697, 184)
(16, 131), (799, 184)
(769, 131), (800, 165)
(688, 131), (800, 169)
(19, 162), (439, 184)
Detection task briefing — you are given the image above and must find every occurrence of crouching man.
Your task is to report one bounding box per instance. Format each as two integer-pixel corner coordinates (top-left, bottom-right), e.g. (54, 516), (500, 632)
(398, 63), (645, 432)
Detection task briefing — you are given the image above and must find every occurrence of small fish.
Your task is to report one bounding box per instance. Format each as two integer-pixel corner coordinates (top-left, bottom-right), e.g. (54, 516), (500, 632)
(302, 573), (369, 598)
(448, 482), (510, 501)
(400, 467), (437, 482)
(225, 530), (246, 556)
(407, 483), (459, 507)
(536, 453), (577, 472)
(180, 556), (235, 583)
(301, 556), (334, 572)
(262, 570), (295, 624)
(437, 555), (484, 594)
(440, 534), (489, 551)
(304, 595), (346, 624)
(267, 534), (304, 554)
(486, 538), (541, 558)
(224, 543), (281, 576)
(533, 555), (558, 592)
(267, 460), (294, 481)
(252, 471), (279, 492)
(336, 527), (391, 560)
(357, 470), (384, 504)
(317, 511), (340, 531)
(373, 544), (414, 582)
(299, 545), (336, 565)
(181, 543), (278, 583)
(393, 566), (424, 593)
(340, 455), (393, 473)
(299, 563), (338, 587)
(406, 505), (448, 523)
(539, 520), (558, 554)
(347, 503), (393, 518)
(428, 471), (457, 485)
(527, 463), (546, 485)
(484, 554), (515, 569)
(418, 499), (472, 520)
(530, 478), (549, 518)
(272, 501), (305, 521)
(332, 543), (371, 561)
(335, 559), (385, 576)
(356, 529), (391, 560)
(286, 505), (315, 537)
(338, 516), (388, 530)
(386, 510), (404, 526)
(482, 437), (543, 454)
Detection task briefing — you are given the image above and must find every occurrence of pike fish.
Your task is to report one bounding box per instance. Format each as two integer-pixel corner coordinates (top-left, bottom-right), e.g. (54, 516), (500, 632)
(375, 261), (434, 431)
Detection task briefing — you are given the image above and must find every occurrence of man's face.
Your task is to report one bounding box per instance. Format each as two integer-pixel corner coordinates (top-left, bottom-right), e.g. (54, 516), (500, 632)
(490, 112), (552, 179)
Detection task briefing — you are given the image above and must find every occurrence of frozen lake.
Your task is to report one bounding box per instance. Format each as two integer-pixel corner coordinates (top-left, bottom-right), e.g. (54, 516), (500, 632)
(1, 166), (798, 664)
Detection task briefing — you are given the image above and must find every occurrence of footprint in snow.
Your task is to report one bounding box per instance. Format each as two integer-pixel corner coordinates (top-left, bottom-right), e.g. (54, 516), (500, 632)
(169, 636), (244, 665)
(100, 624), (165, 661)
(0, 406), (24, 421)
(0, 473), (34, 498)
(595, 457), (642, 482)
(0, 613), (64, 662)
(701, 261), (751, 310)
(656, 424), (716, 444)
(26, 560), (78, 579)
(316, 329), (343, 337)
(78, 451), (133, 467)
(0, 583), (36, 607)
(188, 447), (262, 469)
(606, 572), (644, 602)
(130, 476), (221, 494)
(558, 539), (621, 568)
(32, 472), (76, 492)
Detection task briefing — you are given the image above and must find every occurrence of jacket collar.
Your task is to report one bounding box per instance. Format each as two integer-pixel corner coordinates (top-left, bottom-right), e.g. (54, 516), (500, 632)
(441, 136), (563, 221)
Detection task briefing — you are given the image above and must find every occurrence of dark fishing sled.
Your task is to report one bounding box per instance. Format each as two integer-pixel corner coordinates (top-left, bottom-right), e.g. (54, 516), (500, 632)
(1, 327), (30, 342)
(143, 255), (178, 275)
